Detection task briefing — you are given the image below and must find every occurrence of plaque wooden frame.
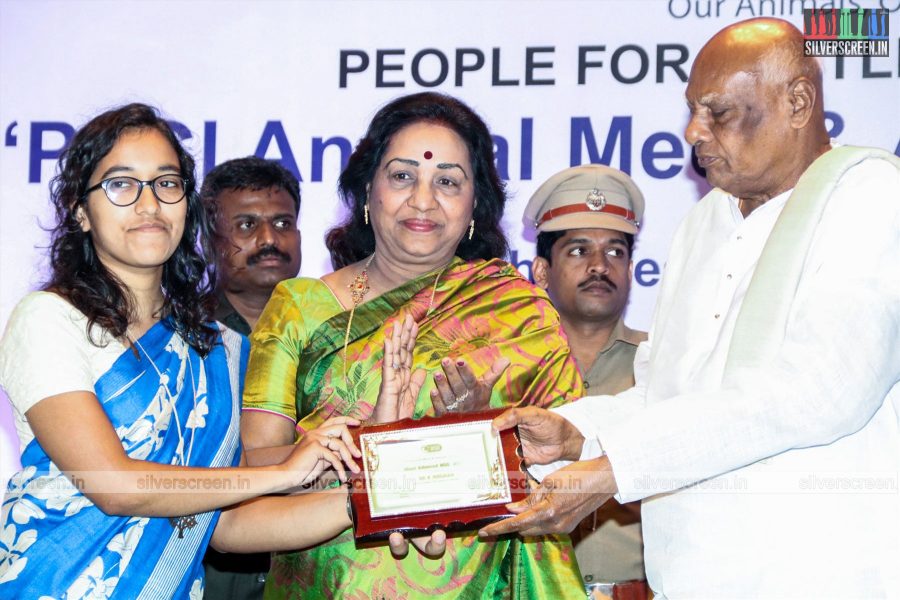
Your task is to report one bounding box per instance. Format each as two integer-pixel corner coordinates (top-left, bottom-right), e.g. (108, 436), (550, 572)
(348, 408), (525, 543)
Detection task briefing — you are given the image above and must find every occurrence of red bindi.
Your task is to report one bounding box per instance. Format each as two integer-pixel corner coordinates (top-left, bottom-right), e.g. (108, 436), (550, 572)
(423, 151), (433, 160)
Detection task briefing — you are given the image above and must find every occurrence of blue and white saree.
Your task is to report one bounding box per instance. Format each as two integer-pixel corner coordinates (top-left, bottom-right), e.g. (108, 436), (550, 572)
(0, 320), (247, 599)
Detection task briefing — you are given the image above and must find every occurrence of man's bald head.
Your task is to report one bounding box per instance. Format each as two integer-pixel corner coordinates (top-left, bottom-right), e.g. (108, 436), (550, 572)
(685, 18), (831, 204)
(695, 18), (823, 106)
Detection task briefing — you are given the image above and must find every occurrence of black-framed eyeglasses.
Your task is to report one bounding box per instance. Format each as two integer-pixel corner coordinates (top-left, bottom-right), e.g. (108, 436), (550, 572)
(83, 174), (190, 207)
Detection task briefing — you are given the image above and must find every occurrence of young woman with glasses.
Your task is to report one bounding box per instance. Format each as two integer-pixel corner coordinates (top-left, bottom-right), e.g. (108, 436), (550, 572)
(0, 103), (389, 598)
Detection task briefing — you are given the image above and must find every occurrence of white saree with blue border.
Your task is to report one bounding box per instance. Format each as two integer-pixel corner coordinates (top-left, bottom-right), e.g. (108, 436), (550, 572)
(0, 320), (247, 599)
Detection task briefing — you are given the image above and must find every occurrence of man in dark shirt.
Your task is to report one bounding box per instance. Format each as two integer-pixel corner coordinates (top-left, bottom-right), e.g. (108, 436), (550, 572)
(203, 156), (302, 335)
(200, 156), (302, 599)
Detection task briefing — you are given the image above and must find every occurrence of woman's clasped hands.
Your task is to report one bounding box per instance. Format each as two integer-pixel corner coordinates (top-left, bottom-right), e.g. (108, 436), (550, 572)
(372, 313), (510, 423)
(366, 313), (513, 558)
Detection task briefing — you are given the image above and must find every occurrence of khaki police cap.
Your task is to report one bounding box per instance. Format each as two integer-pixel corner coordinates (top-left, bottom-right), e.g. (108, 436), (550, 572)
(524, 164), (644, 234)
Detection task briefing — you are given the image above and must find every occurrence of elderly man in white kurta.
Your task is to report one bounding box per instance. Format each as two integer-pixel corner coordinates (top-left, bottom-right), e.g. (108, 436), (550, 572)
(479, 18), (899, 598)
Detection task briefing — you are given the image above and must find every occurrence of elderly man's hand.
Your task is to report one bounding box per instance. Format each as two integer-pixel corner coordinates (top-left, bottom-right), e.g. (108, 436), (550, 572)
(478, 457), (617, 537)
(491, 406), (586, 466)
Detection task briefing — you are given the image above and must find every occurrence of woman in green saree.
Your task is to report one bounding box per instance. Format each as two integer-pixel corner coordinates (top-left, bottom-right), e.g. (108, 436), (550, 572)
(241, 92), (586, 599)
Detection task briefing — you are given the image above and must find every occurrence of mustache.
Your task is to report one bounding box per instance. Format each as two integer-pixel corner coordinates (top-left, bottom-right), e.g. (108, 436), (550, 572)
(578, 274), (616, 291)
(246, 246), (291, 266)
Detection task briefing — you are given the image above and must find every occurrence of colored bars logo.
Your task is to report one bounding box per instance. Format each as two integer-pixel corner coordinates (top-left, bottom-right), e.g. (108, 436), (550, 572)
(803, 9), (890, 57)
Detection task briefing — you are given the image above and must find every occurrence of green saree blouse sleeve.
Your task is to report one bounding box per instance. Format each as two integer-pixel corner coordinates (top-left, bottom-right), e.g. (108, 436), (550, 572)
(242, 278), (342, 422)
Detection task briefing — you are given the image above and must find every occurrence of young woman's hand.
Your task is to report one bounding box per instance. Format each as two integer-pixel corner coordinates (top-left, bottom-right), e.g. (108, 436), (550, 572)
(283, 416), (361, 486)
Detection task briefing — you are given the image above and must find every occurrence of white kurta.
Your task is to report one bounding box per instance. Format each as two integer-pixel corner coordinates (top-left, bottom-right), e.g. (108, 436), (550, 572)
(547, 153), (900, 598)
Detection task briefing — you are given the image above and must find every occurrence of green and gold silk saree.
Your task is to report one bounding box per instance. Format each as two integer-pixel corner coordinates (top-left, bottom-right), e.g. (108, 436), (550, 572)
(244, 258), (585, 599)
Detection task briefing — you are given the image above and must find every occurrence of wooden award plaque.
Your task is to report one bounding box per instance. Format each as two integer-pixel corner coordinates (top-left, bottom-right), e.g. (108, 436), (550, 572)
(348, 408), (526, 543)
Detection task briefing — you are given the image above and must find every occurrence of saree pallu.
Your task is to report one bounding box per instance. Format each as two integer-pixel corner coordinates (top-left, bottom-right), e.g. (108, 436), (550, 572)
(0, 321), (247, 599)
(245, 258), (585, 599)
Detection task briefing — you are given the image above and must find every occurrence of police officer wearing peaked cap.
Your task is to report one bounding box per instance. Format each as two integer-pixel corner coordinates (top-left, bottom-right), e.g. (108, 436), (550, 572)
(525, 164), (649, 597)
(524, 164), (643, 235)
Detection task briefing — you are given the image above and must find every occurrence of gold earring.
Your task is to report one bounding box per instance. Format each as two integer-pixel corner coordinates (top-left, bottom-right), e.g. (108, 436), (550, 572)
(364, 203), (369, 225)
(468, 219), (475, 241)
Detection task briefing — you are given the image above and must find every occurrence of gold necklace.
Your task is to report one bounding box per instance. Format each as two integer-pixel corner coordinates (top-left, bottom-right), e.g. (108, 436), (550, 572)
(343, 254), (376, 383)
(341, 256), (452, 389)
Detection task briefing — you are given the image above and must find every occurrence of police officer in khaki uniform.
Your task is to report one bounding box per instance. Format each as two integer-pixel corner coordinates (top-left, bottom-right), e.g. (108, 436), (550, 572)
(525, 165), (648, 599)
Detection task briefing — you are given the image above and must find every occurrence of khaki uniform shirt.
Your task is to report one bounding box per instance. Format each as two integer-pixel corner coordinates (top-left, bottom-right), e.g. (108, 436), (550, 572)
(572, 319), (647, 584)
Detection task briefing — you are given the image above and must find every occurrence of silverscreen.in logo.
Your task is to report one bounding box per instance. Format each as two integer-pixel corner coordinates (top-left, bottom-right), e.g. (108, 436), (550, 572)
(803, 8), (889, 57)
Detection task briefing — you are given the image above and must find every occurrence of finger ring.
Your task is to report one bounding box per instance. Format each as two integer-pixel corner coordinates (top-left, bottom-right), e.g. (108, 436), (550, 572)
(446, 390), (469, 411)
(392, 362), (399, 369)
